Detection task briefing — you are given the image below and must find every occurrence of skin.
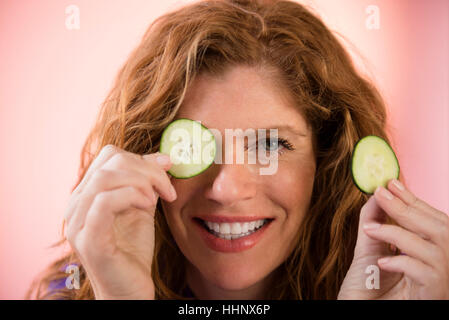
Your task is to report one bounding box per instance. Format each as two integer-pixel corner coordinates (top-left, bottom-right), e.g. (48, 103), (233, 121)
(339, 181), (449, 299)
(161, 65), (317, 299)
(65, 65), (449, 300)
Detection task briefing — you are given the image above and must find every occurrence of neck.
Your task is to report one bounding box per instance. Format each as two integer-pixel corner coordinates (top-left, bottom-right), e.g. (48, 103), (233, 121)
(185, 263), (276, 300)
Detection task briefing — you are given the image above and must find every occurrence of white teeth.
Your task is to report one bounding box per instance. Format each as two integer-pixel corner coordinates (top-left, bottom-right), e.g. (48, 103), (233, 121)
(203, 219), (268, 239)
(220, 223), (231, 234)
(231, 223), (242, 234)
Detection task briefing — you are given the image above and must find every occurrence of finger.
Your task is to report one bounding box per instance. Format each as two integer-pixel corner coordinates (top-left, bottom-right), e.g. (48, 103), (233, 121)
(67, 152), (175, 233)
(142, 152), (173, 172)
(363, 223), (442, 268)
(82, 186), (155, 248)
(142, 153), (177, 200)
(354, 195), (391, 259)
(64, 145), (122, 223)
(73, 145), (122, 196)
(377, 254), (436, 286)
(85, 169), (158, 202)
(388, 179), (448, 223)
(101, 152), (177, 202)
(374, 186), (446, 245)
(67, 169), (160, 237)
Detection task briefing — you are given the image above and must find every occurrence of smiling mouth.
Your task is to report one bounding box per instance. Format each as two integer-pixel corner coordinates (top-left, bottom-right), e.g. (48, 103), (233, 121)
(194, 218), (274, 240)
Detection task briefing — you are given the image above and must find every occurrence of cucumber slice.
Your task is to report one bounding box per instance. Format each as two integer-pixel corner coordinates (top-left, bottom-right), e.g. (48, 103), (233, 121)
(159, 118), (216, 179)
(351, 135), (400, 194)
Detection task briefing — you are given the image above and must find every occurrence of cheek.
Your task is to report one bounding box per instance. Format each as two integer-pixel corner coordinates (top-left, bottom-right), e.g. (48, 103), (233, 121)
(163, 179), (192, 214)
(160, 199), (193, 256)
(159, 181), (190, 235)
(266, 161), (315, 211)
(264, 161), (315, 259)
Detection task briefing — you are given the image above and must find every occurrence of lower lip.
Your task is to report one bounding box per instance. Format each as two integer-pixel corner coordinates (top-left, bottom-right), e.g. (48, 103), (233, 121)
(194, 219), (273, 253)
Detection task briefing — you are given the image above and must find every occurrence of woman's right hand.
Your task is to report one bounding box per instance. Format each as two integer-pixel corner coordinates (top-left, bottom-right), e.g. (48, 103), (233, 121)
(64, 145), (177, 299)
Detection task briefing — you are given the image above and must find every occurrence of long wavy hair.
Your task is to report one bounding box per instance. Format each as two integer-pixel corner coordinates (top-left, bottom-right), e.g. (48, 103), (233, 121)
(26, 0), (402, 299)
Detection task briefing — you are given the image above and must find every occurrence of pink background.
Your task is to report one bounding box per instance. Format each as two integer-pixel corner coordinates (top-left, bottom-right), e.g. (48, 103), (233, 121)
(0, 0), (448, 299)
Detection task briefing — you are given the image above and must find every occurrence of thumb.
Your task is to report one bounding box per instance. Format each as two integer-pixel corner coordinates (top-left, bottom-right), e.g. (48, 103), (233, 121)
(353, 195), (390, 260)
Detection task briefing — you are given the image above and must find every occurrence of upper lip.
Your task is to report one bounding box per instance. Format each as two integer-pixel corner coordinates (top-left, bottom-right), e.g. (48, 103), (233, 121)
(194, 215), (274, 223)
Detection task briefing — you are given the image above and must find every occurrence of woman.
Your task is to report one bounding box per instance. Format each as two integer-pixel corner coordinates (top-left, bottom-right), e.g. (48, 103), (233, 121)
(26, 0), (449, 299)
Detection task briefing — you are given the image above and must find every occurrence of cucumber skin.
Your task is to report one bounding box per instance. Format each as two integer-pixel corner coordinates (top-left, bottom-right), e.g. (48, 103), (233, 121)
(350, 135), (400, 195)
(159, 118), (216, 179)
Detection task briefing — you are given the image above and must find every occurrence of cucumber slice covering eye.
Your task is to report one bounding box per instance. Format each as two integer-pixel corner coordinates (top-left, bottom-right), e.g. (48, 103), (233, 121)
(351, 135), (400, 194)
(159, 118), (216, 179)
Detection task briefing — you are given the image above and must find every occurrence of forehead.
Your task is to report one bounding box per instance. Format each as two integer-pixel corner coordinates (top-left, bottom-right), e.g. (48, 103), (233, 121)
(176, 65), (310, 135)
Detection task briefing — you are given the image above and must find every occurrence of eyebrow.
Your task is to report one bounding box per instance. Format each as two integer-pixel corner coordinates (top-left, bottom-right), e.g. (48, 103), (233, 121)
(263, 125), (308, 137)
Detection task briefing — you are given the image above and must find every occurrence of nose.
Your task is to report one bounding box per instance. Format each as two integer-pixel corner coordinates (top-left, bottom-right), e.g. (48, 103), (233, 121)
(204, 163), (257, 206)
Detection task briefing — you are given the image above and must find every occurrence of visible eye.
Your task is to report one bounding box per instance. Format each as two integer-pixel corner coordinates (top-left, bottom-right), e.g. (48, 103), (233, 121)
(263, 138), (280, 151)
(248, 137), (295, 155)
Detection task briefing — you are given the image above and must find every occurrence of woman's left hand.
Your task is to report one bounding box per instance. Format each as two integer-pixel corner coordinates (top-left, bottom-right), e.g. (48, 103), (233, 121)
(338, 179), (449, 299)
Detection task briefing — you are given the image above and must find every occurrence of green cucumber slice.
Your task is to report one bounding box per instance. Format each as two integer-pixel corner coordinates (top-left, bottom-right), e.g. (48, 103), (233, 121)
(159, 118), (216, 179)
(351, 135), (400, 194)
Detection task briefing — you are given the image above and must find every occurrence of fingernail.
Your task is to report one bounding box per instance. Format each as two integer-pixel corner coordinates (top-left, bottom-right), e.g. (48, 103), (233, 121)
(363, 222), (381, 230)
(378, 257), (390, 264)
(156, 154), (170, 165)
(376, 186), (393, 200)
(392, 179), (405, 191)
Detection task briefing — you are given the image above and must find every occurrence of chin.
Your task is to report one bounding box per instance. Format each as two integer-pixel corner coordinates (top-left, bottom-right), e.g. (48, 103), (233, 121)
(201, 262), (268, 291)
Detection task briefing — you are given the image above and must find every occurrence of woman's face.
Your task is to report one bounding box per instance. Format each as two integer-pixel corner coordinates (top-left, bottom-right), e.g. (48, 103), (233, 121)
(161, 65), (316, 297)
